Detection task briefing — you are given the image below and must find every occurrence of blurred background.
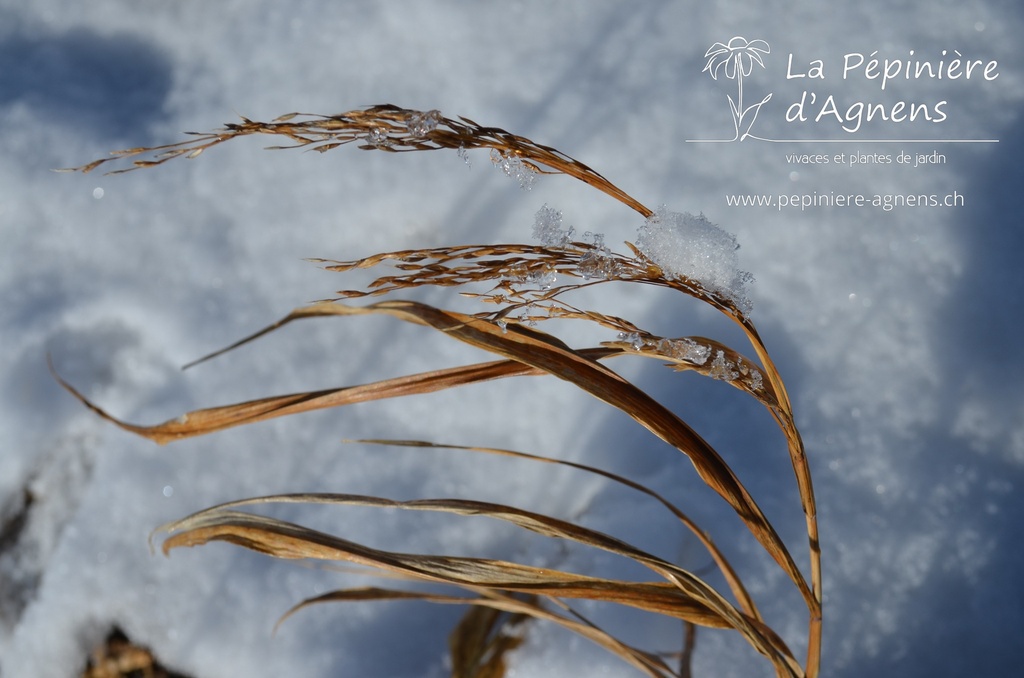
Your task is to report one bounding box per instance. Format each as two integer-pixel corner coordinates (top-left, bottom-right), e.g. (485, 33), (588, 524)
(2, 2), (1022, 676)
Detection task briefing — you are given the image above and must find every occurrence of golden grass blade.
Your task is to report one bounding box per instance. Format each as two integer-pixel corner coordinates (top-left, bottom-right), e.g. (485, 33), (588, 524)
(157, 502), (722, 626)
(179, 300), (615, 370)
(60, 101), (821, 676)
(157, 495), (801, 677)
(728, 318), (821, 675)
(280, 587), (675, 678)
(281, 589), (537, 678)
(51, 351), (560, 445)
(54, 297), (810, 611)
(311, 240), (747, 322)
(602, 333), (780, 410)
(318, 301), (812, 608)
(343, 300), (817, 678)
(348, 439), (762, 624)
(319, 245), (784, 417)
(623, 311), (821, 676)
(63, 105), (652, 217)
(53, 292), (817, 667)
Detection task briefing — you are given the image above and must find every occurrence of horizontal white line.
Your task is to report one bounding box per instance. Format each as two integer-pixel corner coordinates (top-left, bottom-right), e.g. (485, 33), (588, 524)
(686, 138), (999, 143)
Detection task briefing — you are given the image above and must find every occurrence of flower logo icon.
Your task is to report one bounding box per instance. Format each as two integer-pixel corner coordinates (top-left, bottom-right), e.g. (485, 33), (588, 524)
(703, 37), (772, 141)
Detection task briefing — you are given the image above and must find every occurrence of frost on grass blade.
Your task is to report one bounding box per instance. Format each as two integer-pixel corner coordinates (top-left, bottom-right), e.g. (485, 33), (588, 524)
(617, 332), (647, 351)
(366, 126), (390, 148)
(532, 204), (574, 247)
(577, 231), (619, 280)
(406, 109), (442, 138)
(708, 350), (740, 381)
(636, 207), (754, 315)
(666, 337), (712, 366)
(491, 149), (536, 189)
(530, 207), (618, 280)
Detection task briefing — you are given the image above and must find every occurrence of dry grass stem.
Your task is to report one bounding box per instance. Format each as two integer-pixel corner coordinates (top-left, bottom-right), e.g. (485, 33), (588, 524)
(61, 104), (651, 217)
(62, 105), (821, 677)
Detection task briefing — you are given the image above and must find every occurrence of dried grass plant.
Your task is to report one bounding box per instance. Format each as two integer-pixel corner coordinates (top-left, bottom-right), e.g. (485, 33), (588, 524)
(61, 105), (821, 678)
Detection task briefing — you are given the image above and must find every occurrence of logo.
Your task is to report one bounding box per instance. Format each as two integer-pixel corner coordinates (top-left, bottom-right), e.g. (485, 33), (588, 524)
(693, 36), (999, 144)
(703, 37), (773, 141)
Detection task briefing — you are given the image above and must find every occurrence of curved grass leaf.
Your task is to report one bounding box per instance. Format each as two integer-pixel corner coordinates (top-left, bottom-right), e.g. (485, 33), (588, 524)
(62, 105), (651, 218)
(156, 494), (800, 676)
(54, 299), (811, 616)
(61, 103), (821, 676)
(347, 438), (762, 625)
(282, 587), (675, 678)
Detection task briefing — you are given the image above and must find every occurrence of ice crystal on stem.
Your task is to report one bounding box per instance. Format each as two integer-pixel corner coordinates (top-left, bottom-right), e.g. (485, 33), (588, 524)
(406, 109), (442, 138)
(577, 231), (618, 280)
(708, 350), (740, 381)
(532, 205), (574, 247)
(366, 126), (390, 148)
(491, 148), (536, 189)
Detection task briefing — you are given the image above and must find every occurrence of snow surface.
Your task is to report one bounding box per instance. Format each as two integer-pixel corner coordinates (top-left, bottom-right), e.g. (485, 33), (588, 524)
(2, 1), (1024, 677)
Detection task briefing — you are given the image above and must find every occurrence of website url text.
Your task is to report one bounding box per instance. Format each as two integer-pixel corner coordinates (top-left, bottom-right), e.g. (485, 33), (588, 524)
(725, 191), (965, 211)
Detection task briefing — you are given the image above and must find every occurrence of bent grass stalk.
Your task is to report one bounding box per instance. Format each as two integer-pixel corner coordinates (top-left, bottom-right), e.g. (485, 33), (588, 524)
(62, 105), (821, 678)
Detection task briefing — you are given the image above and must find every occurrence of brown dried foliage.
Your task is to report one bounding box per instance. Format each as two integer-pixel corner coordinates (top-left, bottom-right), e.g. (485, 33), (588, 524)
(61, 105), (820, 678)
(81, 627), (193, 678)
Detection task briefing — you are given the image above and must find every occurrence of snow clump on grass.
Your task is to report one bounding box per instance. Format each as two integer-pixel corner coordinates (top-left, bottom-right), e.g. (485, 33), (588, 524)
(636, 207), (754, 315)
(532, 204), (574, 247)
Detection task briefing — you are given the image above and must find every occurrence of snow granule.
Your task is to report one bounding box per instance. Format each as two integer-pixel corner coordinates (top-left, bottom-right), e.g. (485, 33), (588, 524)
(532, 205), (574, 247)
(491, 149), (536, 189)
(670, 337), (712, 365)
(708, 350), (739, 381)
(406, 109), (442, 138)
(617, 331), (646, 351)
(366, 126), (390, 148)
(526, 265), (557, 290)
(577, 231), (619, 280)
(636, 207), (753, 315)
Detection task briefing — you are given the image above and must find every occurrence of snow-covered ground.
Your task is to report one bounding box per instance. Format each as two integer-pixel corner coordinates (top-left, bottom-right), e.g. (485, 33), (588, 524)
(2, 2), (1023, 676)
